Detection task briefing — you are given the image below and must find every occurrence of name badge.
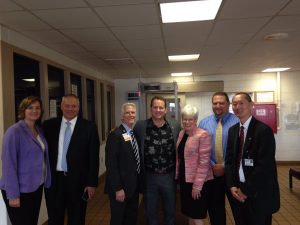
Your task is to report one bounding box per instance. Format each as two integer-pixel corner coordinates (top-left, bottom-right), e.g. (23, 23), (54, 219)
(122, 133), (131, 142)
(244, 159), (254, 167)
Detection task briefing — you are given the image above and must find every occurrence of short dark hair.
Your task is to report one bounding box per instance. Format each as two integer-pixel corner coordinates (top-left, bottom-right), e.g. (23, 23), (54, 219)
(18, 96), (43, 120)
(150, 96), (166, 108)
(212, 92), (229, 103)
(234, 92), (253, 102)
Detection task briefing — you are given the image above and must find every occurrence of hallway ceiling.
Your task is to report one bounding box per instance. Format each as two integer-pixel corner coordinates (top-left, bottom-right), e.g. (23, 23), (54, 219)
(0, 0), (300, 78)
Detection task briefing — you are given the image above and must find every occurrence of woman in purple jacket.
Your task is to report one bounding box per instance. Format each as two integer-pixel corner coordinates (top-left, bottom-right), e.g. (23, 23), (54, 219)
(0, 96), (51, 225)
(176, 105), (213, 225)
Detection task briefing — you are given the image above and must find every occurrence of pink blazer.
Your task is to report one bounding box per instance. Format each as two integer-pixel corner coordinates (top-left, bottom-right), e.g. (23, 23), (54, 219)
(176, 127), (213, 191)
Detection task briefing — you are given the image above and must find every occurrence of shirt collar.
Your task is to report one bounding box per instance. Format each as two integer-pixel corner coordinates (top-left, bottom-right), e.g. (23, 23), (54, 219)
(62, 116), (77, 127)
(122, 123), (132, 134)
(214, 112), (232, 123)
(240, 116), (252, 130)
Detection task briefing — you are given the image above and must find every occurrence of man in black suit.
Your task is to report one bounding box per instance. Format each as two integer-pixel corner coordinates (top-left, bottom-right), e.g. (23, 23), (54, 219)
(43, 94), (100, 225)
(104, 102), (143, 225)
(225, 92), (280, 225)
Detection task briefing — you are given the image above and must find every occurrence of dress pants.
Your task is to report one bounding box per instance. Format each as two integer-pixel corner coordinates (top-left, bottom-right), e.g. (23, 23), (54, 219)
(109, 191), (139, 225)
(208, 175), (237, 225)
(45, 172), (87, 225)
(231, 197), (272, 225)
(145, 171), (176, 225)
(1, 185), (43, 225)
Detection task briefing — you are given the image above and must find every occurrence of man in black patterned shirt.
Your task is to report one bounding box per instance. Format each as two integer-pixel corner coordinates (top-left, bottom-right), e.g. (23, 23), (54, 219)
(134, 96), (181, 225)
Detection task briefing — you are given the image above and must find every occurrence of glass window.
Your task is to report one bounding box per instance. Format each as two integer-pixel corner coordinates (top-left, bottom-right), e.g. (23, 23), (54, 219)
(86, 79), (95, 122)
(100, 83), (105, 141)
(13, 53), (40, 121)
(106, 89), (112, 133)
(70, 73), (83, 117)
(48, 65), (64, 118)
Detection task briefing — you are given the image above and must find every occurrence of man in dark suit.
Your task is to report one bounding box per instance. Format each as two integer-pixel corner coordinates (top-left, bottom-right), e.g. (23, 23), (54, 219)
(43, 94), (100, 225)
(105, 102), (143, 225)
(134, 96), (181, 225)
(225, 92), (280, 225)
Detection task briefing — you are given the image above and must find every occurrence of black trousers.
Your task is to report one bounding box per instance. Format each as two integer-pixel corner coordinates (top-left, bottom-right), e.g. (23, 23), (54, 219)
(109, 191), (139, 225)
(1, 185), (43, 225)
(230, 197), (272, 225)
(45, 172), (87, 225)
(208, 175), (236, 225)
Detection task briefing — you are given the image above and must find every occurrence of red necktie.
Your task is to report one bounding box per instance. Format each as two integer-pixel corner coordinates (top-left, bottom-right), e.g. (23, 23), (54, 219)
(237, 126), (244, 177)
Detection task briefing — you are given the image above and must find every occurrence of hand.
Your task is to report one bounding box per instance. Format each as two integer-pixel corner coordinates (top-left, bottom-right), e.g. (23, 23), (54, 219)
(9, 198), (20, 207)
(191, 188), (201, 200)
(230, 187), (247, 202)
(84, 186), (96, 200)
(116, 189), (126, 202)
(213, 164), (225, 177)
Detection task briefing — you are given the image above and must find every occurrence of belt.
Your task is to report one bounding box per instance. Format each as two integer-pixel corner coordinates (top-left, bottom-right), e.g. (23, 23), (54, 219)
(57, 171), (69, 176)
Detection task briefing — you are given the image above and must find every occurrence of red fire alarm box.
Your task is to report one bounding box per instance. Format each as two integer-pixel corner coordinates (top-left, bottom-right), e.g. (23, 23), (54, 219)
(252, 104), (277, 133)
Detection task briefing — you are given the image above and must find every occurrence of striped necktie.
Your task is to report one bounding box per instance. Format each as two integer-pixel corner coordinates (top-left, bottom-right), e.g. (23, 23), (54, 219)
(130, 130), (140, 174)
(62, 121), (71, 172)
(215, 119), (223, 163)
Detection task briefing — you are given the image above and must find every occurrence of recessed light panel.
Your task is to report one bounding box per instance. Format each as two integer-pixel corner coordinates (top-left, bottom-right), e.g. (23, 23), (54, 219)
(168, 54), (200, 62)
(171, 72), (193, 77)
(262, 68), (290, 72)
(160, 0), (222, 23)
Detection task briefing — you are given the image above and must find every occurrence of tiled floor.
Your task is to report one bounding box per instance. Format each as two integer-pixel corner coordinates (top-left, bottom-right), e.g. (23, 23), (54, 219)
(84, 164), (300, 225)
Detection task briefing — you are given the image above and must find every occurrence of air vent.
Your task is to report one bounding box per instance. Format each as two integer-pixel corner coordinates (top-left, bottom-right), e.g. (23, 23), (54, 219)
(263, 33), (288, 41)
(104, 58), (134, 65)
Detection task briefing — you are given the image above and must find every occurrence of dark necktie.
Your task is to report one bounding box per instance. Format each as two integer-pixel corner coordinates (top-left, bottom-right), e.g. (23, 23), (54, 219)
(130, 130), (140, 174)
(237, 126), (244, 178)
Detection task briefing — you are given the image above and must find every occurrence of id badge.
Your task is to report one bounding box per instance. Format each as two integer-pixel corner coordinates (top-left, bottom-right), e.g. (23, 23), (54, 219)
(244, 159), (254, 167)
(122, 133), (131, 142)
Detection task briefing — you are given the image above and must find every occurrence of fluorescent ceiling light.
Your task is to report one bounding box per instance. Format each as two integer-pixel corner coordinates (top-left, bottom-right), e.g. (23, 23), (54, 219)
(171, 72), (193, 77)
(160, 0), (222, 23)
(22, 78), (35, 82)
(262, 68), (290, 72)
(168, 54), (200, 62)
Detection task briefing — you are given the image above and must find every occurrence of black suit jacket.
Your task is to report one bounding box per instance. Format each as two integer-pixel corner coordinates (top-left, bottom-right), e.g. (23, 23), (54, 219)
(104, 125), (143, 199)
(43, 117), (100, 194)
(225, 117), (280, 214)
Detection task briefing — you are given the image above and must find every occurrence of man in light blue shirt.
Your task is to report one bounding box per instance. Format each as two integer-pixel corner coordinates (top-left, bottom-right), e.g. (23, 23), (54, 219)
(199, 92), (239, 225)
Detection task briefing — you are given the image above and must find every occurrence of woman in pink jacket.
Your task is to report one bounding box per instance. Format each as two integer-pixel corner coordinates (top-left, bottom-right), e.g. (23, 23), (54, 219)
(176, 104), (213, 225)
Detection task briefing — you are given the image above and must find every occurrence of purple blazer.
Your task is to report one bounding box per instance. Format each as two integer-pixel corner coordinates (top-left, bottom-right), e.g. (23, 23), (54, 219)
(0, 120), (51, 199)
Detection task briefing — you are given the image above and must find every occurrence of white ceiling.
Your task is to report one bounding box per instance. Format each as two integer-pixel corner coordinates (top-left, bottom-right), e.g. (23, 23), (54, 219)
(0, 0), (299, 79)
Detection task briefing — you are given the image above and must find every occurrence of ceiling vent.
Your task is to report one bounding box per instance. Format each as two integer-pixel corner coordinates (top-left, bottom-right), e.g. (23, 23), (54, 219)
(104, 58), (134, 65)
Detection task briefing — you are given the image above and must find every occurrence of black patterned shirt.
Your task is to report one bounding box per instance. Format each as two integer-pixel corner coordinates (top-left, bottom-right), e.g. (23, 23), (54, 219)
(144, 118), (175, 173)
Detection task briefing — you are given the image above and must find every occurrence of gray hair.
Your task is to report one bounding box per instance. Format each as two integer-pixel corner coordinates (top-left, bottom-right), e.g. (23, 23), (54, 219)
(121, 102), (136, 116)
(181, 104), (198, 120)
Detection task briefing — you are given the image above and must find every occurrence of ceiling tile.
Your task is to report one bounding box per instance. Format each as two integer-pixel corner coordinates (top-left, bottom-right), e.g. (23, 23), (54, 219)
(0, 0), (23, 11)
(13, 0), (87, 9)
(219, 0), (289, 19)
(33, 8), (105, 29)
(86, 0), (153, 6)
(0, 11), (50, 30)
(95, 4), (159, 26)
(61, 28), (116, 42)
(82, 41), (125, 52)
(280, 0), (300, 15)
(122, 38), (164, 51)
(206, 17), (270, 45)
(21, 29), (71, 43)
(112, 25), (161, 40)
